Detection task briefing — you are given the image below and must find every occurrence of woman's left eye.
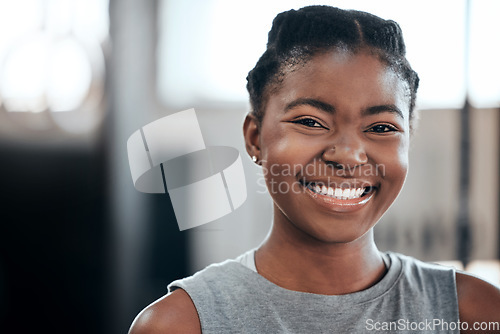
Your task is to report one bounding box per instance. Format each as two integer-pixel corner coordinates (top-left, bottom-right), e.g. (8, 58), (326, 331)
(366, 124), (398, 133)
(292, 118), (324, 128)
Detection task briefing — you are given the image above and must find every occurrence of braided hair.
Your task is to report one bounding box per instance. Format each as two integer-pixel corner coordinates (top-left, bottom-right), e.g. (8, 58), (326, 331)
(246, 6), (419, 125)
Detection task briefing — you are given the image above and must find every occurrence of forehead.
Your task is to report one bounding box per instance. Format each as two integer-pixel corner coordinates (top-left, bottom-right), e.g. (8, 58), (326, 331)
(270, 50), (410, 119)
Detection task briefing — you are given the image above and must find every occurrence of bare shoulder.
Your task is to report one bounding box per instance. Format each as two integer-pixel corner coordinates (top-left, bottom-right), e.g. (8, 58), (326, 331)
(456, 271), (500, 331)
(128, 289), (201, 334)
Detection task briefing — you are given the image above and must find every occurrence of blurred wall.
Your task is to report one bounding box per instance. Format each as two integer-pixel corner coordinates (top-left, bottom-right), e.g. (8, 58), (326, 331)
(107, 0), (188, 333)
(0, 1), (190, 333)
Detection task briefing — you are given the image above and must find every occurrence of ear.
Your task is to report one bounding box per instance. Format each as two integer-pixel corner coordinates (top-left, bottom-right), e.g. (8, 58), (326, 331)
(243, 113), (261, 161)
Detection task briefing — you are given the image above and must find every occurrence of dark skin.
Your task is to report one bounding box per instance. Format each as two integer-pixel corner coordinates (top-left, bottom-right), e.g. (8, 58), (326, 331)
(129, 50), (500, 334)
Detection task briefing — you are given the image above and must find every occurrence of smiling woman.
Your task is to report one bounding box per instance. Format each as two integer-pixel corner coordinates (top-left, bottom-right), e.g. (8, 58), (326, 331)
(247, 51), (410, 245)
(129, 5), (500, 334)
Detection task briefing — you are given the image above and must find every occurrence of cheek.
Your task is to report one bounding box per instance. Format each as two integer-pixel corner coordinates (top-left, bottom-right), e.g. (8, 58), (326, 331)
(368, 135), (409, 184)
(260, 126), (312, 164)
(385, 136), (410, 185)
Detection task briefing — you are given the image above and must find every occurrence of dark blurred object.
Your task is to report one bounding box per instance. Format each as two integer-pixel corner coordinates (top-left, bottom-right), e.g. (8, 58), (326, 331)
(0, 140), (107, 332)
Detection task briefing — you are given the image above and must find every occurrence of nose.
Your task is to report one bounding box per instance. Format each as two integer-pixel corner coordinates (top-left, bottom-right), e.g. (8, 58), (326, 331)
(321, 135), (368, 170)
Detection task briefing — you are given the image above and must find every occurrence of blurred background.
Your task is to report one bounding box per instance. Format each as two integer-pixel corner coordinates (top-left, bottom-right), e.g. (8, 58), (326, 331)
(0, 0), (498, 333)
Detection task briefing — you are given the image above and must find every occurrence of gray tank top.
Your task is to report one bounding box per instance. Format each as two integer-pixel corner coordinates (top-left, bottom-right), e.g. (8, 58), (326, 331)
(168, 250), (459, 333)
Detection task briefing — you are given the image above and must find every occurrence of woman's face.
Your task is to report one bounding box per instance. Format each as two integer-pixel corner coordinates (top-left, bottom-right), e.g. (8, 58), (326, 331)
(247, 50), (411, 244)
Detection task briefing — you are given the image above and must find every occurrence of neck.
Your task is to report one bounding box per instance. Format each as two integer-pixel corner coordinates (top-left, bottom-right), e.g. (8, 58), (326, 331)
(255, 217), (387, 295)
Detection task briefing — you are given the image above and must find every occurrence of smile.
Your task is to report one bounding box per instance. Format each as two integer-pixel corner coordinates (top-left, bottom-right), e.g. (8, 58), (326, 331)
(304, 182), (373, 200)
(299, 180), (376, 213)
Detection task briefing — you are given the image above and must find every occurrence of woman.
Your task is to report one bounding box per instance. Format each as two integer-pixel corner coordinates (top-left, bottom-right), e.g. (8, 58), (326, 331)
(130, 6), (500, 333)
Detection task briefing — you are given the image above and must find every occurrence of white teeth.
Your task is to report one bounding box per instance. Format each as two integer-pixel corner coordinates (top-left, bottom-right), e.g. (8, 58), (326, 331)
(342, 188), (350, 199)
(307, 183), (369, 200)
(349, 189), (356, 200)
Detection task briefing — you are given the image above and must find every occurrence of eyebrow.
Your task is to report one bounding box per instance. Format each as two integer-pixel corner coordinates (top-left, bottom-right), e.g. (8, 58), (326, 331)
(285, 98), (404, 119)
(363, 105), (404, 119)
(284, 98), (335, 114)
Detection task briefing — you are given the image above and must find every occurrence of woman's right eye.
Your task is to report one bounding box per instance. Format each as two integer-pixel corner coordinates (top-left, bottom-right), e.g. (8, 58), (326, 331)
(291, 118), (325, 128)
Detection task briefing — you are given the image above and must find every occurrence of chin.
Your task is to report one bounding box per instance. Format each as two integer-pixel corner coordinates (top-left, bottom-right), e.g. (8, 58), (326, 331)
(284, 212), (377, 246)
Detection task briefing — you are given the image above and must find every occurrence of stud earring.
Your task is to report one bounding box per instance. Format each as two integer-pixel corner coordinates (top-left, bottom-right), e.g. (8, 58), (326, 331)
(252, 155), (258, 163)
